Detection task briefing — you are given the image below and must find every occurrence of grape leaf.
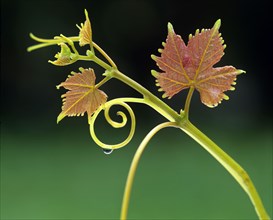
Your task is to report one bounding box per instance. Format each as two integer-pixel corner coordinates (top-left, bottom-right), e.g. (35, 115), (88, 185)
(77, 9), (92, 47)
(151, 20), (245, 107)
(49, 43), (77, 66)
(57, 68), (107, 123)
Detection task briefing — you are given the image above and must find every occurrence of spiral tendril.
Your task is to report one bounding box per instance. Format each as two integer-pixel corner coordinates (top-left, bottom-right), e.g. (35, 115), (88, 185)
(89, 98), (142, 150)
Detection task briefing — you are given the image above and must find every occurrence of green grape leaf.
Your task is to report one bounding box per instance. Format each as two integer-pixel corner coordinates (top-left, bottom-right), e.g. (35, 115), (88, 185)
(49, 43), (77, 66)
(57, 68), (107, 123)
(152, 20), (245, 107)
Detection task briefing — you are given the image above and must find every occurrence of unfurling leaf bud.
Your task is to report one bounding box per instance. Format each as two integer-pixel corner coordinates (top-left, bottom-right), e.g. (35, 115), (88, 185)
(49, 43), (77, 66)
(77, 9), (92, 47)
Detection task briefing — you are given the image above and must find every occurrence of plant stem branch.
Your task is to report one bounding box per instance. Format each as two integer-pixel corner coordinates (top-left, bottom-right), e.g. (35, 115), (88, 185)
(180, 120), (270, 220)
(120, 122), (178, 220)
(28, 34), (117, 68)
(113, 70), (182, 122)
(78, 55), (112, 70)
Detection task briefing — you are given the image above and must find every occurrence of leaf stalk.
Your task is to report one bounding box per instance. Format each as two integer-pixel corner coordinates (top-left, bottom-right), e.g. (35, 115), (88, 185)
(184, 86), (194, 119)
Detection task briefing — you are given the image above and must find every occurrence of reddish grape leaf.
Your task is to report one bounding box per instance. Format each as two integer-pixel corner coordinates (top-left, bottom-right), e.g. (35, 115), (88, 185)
(57, 68), (107, 123)
(77, 9), (92, 47)
(152, 20), (245, 107)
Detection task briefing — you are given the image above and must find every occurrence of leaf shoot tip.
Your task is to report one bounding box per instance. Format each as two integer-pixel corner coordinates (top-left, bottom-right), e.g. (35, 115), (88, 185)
(151, 54), (157, 61)
(84, 9), (89, 19)
(213, 19), (221, 30)
(167, 22), (174, 32)
(151, 70), (158, 77)
(57, 114), (63, 124)
(238, 69), (246, 74)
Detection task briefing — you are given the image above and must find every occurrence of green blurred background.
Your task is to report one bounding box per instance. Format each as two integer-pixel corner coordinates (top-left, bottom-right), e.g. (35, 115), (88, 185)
(1, 0), (272, 219)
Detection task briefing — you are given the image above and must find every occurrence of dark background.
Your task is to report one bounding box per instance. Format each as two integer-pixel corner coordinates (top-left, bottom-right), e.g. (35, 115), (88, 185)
(1, 0), (272, 219)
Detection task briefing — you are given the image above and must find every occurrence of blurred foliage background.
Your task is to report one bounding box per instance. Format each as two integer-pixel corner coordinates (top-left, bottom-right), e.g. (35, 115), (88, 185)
(1, 0), (272, 219)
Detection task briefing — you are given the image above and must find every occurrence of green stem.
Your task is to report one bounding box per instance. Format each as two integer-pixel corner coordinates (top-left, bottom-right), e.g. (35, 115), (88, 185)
(184, 86), (194, 119)
(120, 122), (177, 220)
(180, 120), (270, 220)
(78, 54), (112, 70)
(95, 75), (112, 89)
(112, 70), (182, 123)
(28, 34), (117, 68)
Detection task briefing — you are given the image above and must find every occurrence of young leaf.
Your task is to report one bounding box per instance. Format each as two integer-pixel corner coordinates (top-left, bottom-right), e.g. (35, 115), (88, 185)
(152, 20), (245, 107)
(57, 68), (107, 123)
(77, 9), (92, 47)
(49, 43), (77, 66)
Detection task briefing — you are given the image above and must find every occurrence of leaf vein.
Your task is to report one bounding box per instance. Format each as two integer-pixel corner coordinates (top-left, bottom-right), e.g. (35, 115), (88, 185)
(157, 59), (189, 81)
(63, 89), (92, 116)
(197, 70), (236, 84)
(194, 29), (217, 80)
(159, 75), (188, 86)
(169, 32), (191, 81)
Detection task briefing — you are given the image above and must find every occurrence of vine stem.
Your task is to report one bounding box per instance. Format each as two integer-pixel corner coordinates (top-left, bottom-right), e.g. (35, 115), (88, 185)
(180, 120), (270, 220)
(120, 122), (178, 220)
(112, 70), (182, 123)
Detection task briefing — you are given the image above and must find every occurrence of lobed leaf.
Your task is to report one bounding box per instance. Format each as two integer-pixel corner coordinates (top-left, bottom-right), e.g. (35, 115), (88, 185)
(152, 20), (245, 107)
(57, 68), (107, 123)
